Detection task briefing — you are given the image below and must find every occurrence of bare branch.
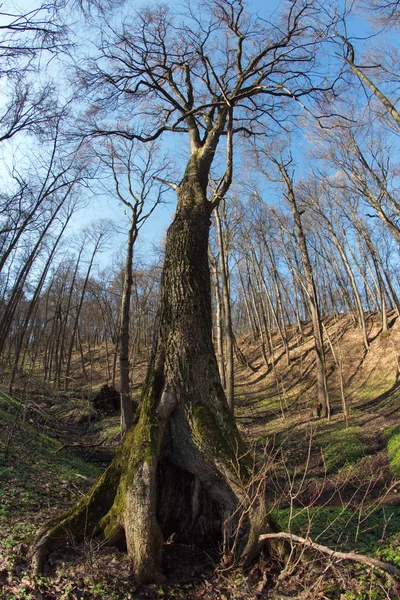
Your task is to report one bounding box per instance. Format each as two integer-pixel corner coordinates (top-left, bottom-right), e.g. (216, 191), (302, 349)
(259, 531), (400, 579)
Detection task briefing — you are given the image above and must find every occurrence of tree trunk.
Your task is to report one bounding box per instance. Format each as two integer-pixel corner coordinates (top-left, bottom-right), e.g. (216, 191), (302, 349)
(246, 260), (270, 367)
(58, 245), (84, 386)
(333, 226), (369, 351)
(64, 234), (103, 390)
(8, 212), (72, 392)
(210, 252), (226, 389)
(236, 260), (258, 338)
(294, 216), (331, 420)
(120, 221), (138, 437)
(215, 204), (234, 411)
(32, 165), (275, 583)
(344, 41), (400, 130)
(277, 164), (330, 419)
(0, 192), (68, 357)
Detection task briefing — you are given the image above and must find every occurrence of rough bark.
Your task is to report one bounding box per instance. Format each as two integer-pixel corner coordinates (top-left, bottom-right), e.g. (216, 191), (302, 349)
(32, 161), (275, 583)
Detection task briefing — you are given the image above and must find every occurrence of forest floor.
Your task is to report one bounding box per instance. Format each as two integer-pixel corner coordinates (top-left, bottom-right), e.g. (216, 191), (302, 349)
(0, 313), (400, 599)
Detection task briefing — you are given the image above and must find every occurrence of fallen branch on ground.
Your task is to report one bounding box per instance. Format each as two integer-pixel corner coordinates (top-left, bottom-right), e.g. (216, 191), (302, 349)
(259, 532), (400, 578)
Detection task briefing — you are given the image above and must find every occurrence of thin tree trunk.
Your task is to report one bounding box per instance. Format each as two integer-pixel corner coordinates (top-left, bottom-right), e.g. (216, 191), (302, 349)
(262, 242), (291, 364)
(119, 221), (138, 437)
(59, 245), (84, 387)
(323, 322), (348, 424)
(210, 252), (226, 389)
(332, 226), (369, 350)
(278, 164), (330, 419)
(77, 327), (89, 383)
(65, 235), (103, 390)
(245, 260), (270, 367)
(215, 205), (234, 411)
(8, 213), (72, 391)
(344, 40), (400, 129)
(0, 192), (70, 356)
(236, 260), (258, 338)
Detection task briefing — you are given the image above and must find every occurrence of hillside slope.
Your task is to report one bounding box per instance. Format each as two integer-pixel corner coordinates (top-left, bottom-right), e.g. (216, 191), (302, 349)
(0, 311), (399, 599)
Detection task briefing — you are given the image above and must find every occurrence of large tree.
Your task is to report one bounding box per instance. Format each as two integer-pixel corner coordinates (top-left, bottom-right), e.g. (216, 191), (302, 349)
(32, 0), (336, 583)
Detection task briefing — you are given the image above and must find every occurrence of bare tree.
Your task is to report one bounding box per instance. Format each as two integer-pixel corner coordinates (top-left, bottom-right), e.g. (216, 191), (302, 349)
(96, 138), (167, 436)
(214, 200), (235, 411)
(7, 197), (77, 391)
(33, 0), (339, 582)
(299, 177), (371, 351)
(362, 0), (400, 27)
(255, 145), (331, 419)
(64, 221), (112, 389)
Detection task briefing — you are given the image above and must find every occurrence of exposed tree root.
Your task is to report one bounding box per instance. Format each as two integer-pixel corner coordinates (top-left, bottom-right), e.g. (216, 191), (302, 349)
(31, 391), (277, 583)
(31, 456), (123, 574)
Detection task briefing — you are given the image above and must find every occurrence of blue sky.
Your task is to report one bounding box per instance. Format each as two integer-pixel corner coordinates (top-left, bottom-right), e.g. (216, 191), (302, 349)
(3, 0), (394, 270)
(67, 0), (286, 267)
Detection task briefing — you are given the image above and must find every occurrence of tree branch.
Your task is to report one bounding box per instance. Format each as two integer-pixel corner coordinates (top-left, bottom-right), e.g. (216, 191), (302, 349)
(259, 532), (400, 579)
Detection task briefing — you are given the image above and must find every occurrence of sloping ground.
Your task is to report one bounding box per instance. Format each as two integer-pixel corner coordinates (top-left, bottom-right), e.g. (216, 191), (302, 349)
(235, 311), (400, 487)
(234, 312), (400, 597)
(0, 388), (277, 599)
(0, 389), (104, 598)
(0, 312), (399, 598)
(235, 312), (399, 451)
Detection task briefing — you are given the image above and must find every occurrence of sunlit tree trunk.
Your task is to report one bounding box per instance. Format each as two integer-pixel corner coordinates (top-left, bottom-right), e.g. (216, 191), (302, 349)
(120, 220), (138, 436)
(215, 204), (234, 411)
(210, 252), (226, 389)
(276, 162), (331, 419)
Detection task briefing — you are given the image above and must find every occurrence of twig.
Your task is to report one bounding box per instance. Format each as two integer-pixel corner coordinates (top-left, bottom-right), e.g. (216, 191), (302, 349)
(259, 532), (400, 578)
(3, 416), (19, 460)
(54, 441), (104, 454)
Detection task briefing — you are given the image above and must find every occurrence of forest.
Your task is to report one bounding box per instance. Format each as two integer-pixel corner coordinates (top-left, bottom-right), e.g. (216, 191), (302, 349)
(1, 0), (400, 598)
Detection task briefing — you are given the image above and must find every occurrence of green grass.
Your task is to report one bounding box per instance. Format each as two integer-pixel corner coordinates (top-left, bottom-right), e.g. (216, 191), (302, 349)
(0, 386), (107, 600)
(384, 425), (400, 477)
(273, 504), (400, 563)
(91, 414), (121, 443)
(0, 388), (101, 551)
(354, 370), (397, 405)
(0, 399), (100, 482)
(315, 426), (366, 473)
(258, 393), (284, 411)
